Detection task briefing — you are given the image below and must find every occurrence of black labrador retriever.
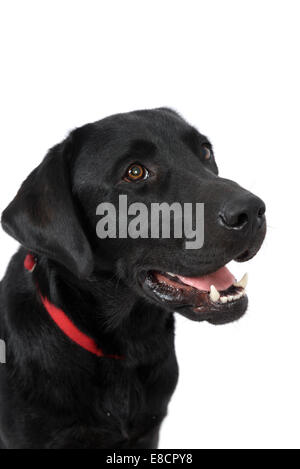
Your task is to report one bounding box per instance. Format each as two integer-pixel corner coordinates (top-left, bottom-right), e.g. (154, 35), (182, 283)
(0, 108), (266, 449)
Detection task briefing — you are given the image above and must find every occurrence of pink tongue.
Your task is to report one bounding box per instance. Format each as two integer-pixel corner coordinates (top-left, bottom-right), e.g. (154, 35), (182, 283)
(177, 266), (235, 292)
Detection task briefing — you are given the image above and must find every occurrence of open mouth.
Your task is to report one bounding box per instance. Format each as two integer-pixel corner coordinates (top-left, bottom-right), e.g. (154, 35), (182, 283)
(142, 265), (249, 324)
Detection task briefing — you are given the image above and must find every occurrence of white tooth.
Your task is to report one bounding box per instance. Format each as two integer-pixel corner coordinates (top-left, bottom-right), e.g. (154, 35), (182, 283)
(233, 273), (248, 289)
(210, 285), (220, 302)
(167, 272), (176, 277)
(227, 295), (234, 302)
(220, 296), (228, 304)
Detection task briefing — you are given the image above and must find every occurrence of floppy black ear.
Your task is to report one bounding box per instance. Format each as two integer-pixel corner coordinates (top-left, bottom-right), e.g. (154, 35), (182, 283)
(1, 135), (94, 278)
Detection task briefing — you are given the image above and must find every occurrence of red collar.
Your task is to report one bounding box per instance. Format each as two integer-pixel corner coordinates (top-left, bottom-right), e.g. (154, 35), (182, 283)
(24, 254), (122, 360)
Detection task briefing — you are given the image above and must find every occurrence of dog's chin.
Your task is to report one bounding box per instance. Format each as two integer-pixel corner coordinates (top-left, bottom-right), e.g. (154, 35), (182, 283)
(174, 296), (248, 325)
(139, 265), (249, 325)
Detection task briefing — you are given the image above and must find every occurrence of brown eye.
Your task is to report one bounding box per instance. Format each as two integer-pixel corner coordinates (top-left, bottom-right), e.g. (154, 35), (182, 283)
(124, 163), (149, 182)
(203, 146), (211, 160)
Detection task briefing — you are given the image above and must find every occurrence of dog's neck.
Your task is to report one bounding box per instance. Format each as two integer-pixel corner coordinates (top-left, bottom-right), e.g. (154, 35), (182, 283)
(31, 254), (174, 364)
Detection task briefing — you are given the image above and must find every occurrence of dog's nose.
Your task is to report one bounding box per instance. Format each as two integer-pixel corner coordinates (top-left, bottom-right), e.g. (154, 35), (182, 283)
(219, 195), (266, 232)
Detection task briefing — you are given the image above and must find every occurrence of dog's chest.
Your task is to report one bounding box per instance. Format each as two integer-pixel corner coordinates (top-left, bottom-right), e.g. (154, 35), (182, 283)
(91, 355), (178, 445)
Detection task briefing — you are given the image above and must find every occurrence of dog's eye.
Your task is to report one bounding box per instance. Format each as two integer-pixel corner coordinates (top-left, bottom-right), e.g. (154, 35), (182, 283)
(203, 146), (211, 161)
(124, 163), (149, 182)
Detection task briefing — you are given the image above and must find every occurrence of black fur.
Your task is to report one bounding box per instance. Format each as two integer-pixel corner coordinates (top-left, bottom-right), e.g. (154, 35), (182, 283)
(0, 109), (266, 448)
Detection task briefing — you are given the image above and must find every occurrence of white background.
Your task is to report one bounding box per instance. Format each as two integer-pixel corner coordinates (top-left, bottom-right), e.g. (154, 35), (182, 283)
(0, 0), (299, 449)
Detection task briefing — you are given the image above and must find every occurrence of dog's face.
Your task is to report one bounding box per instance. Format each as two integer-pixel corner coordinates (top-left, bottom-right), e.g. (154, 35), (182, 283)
(2, 109), (266, 325)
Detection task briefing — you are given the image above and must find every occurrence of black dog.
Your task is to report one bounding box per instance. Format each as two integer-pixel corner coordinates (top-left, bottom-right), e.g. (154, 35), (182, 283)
(0, 108), (266, 449)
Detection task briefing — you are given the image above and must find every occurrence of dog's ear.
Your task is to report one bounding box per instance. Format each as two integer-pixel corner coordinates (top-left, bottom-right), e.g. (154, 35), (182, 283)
(1, 132), (94, 278)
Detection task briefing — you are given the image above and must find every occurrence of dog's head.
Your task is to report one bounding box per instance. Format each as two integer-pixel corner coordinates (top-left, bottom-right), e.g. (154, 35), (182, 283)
(2, 109), (266, 325)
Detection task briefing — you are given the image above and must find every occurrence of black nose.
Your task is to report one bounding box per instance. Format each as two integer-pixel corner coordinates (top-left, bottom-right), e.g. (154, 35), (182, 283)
(219, 195), (266, 232)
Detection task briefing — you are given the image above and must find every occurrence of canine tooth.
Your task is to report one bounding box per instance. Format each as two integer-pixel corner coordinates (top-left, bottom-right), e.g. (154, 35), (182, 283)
(220, 296), (228, 304)
(210, 285), (220, 302)
(233, 273), (248, 289)
(167, 272), (176, 277)
(227, 295), (234, 302)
